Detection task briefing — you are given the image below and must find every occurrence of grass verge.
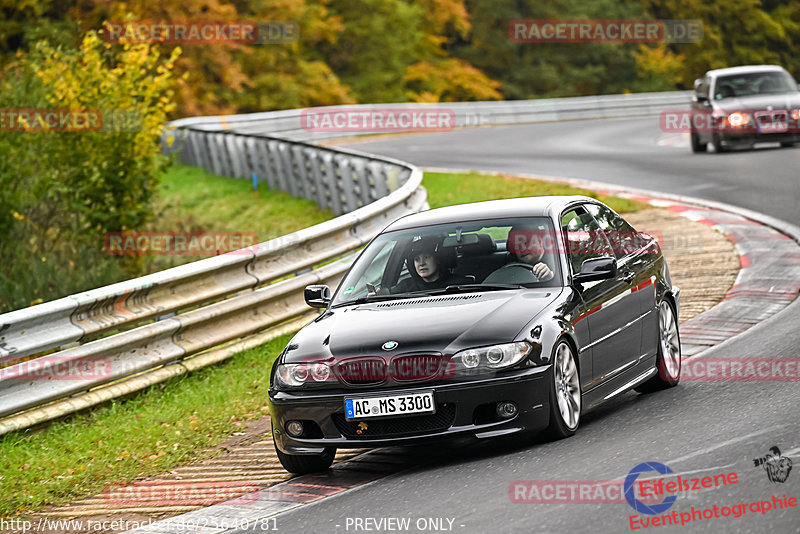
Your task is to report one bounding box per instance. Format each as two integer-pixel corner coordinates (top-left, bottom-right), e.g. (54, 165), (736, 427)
(0, 335), (290, 517)
(423, 170), (644, 213)
(0, 167), (646, 516)
(143, 163), (335, 272)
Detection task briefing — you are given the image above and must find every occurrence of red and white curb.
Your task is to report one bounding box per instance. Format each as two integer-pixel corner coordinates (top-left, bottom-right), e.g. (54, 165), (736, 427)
(126, 449), (416, 534)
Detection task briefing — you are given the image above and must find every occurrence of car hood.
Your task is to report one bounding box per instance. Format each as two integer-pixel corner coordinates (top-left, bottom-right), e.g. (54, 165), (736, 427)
(713, 93), (800, 111)
(284, 289), (562, 362)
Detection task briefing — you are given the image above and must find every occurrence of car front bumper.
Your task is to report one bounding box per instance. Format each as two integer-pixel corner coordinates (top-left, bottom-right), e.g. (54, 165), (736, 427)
(269, 365), (552, 454)
(716, 130), (800, 145)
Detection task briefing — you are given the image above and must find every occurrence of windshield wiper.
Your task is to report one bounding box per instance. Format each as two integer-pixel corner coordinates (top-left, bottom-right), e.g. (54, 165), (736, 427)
(332, 291), (435, 307)
(428, 283), (524, 295)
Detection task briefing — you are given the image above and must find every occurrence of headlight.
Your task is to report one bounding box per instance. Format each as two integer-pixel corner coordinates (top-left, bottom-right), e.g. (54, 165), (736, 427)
(275, 362), (332, 387)
(724, 112), (751, 128)
(453, 342), (531, 371)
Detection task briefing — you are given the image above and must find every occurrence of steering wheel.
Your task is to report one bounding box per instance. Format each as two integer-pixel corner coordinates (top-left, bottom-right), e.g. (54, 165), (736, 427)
(483, 263), (538, 284)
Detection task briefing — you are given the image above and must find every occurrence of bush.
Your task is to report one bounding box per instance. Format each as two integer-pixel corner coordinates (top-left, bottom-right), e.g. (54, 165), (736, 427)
(0, 31), (180, 313)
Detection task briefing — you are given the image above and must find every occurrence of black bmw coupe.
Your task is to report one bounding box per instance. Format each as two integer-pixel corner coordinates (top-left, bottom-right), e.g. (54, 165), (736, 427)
(269, 196), (682, 474)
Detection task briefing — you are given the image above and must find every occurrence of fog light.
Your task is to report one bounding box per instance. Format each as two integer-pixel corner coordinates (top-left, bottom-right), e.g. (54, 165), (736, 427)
(496, 402), (517, 419)
(285, 420), (304, 437)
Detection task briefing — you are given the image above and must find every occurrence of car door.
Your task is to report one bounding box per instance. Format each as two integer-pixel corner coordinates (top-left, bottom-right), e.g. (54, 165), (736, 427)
(561, 206), (641, 388)
(585, 203), (659, 361)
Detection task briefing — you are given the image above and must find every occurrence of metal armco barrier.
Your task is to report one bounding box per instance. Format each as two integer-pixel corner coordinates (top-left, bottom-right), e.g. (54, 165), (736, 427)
(162, 91), (691, 143)
(0, 90), (689, 435)
(0, 130), (426, 434)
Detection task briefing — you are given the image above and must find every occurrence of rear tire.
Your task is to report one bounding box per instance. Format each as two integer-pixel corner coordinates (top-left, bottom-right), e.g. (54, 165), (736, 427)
(636, 300), (681, 393)
(690, 131), (707, 153)
(273, 435), (335, 475)
(545, 340), (581, 439)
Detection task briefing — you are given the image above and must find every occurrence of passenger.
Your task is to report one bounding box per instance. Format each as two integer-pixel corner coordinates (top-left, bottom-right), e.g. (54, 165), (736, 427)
(391, 236), (470, 293)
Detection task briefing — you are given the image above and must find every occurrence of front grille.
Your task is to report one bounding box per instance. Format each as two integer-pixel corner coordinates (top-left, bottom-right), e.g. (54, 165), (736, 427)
(332, 403), (456, 439)
(334, 358), (387, 386)
(331, 355), (453, 386)
(391, 355), (452, 382)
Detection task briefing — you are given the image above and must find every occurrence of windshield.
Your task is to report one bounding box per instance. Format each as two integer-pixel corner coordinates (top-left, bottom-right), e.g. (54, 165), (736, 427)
(332, 217), (562, 305)
(713, 71), (799, 99)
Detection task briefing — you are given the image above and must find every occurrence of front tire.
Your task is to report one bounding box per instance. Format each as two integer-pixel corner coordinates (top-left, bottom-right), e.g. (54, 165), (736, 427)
(712, 132), (727, 153)
(780, 141), (795, 148)
(273, 435), (336, 475)
(636, 300), (681, 393)
(545, 340), (581, 439)
(690, 131), (707, 153)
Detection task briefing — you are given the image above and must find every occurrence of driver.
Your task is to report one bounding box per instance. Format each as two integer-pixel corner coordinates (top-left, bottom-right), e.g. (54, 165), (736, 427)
(391, 236), (469, 293)
(485, 224), (555, 283)
(509, 225), (555, 281)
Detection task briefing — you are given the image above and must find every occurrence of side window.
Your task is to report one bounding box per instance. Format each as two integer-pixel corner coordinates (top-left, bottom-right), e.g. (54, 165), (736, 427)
(561, 207), (614, 275)
(584, 204), (635, 259)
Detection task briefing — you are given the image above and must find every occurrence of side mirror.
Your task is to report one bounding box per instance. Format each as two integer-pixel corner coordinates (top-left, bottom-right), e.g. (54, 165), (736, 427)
(304, 285), (331, 308)
(573, 257), (617, 284)
(693, 78), (709, 103)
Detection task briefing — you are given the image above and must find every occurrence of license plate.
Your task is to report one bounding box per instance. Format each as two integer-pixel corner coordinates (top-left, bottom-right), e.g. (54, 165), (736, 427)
(759, 121), (787, 133)
(344, 391), (435, 420)
(757, 113), (788, 133)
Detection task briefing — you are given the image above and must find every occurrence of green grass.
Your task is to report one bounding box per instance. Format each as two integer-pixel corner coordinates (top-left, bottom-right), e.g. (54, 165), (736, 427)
(423, 170), (645, 213)
(0, 167), (646, 517)
(0, 335), (291, 517)
(144, 164), (335, 272)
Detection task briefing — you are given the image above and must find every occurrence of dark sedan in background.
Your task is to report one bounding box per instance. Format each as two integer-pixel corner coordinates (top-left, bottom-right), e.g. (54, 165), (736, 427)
(269, 196), (682, 474)
(690, 65), (800, 152)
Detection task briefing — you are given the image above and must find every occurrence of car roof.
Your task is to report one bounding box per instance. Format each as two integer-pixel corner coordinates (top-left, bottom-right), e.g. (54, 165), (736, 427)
(705, 65), (787, 77)
(384, 195), (598, 231)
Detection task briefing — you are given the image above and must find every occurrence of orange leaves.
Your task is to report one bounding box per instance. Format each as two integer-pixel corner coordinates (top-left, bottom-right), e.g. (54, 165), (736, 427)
(405, 59), (502, 102)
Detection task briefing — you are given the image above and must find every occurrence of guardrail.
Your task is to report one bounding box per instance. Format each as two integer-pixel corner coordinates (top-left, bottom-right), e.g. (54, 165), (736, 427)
(0, 90), (689, 435)
(163, 90), (691, 142)
(0, 131), (425, 435)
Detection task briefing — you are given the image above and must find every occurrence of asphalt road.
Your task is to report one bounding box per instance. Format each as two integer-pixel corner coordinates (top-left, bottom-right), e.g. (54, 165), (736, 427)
(258, 119), (800, 533)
